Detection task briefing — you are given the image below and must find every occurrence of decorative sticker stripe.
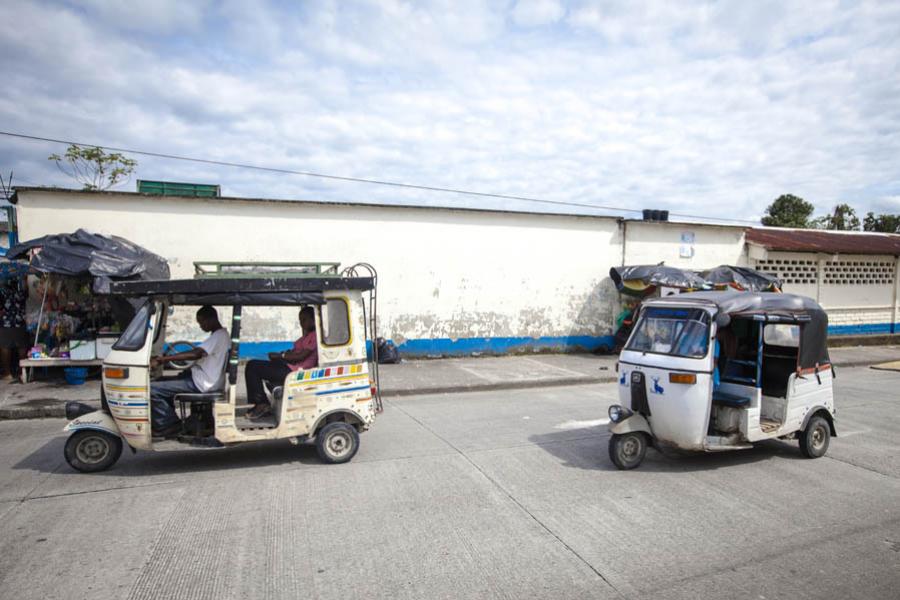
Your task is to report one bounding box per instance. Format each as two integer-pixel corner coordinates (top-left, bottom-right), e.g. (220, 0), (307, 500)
(107, 385), (148, 392)
(314, 385), (370, 396)
(107, 400), (148, 407)
(288, 374), (369, 389)
(296, 364), (367, 381)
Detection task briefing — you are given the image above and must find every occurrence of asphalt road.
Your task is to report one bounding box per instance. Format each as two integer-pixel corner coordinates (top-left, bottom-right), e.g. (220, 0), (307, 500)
(0, 367), (898, 599)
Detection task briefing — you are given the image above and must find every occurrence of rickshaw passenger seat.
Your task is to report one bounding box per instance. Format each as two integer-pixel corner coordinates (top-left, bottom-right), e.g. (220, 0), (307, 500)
(712, 390), (750, 408)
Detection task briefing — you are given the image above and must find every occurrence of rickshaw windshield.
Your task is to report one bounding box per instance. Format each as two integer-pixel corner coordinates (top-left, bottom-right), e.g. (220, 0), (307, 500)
(626, 307), (710, 358)
(112, 301), (152, 352)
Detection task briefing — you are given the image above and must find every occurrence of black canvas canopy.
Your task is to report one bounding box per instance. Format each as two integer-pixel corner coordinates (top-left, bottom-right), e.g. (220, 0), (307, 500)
(650, 289), (824, 317)
(609, 265), (710, 296)
(701, 265), (781, 292)
(645, 290), (830, 368)
(7, 229), (170, 294)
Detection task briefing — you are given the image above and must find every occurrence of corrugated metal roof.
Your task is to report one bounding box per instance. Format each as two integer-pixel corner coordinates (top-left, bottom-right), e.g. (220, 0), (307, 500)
(746, 228), (900, 255)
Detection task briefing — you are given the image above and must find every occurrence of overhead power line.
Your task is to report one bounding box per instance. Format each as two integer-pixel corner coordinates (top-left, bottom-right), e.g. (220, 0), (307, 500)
(0, 130), (759, 225)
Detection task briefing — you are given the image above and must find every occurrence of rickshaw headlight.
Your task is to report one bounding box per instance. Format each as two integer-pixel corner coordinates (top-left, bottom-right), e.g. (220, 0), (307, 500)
(608, 405), (632, 423)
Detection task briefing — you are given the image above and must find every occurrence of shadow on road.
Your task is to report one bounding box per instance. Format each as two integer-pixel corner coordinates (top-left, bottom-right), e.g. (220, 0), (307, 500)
(13, 434), (326, 478)
(528, 426), (807, 472)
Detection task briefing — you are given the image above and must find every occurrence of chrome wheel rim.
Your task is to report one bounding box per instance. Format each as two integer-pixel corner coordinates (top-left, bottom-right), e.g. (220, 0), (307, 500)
(75, 435), (109, 464)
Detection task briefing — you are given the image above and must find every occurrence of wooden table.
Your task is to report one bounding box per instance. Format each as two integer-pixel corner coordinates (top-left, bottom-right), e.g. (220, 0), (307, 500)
(20, 358), (104, 383)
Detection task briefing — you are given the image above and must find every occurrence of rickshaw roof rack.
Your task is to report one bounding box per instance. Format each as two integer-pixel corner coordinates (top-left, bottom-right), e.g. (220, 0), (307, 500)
(193, 261), (342, 279)
(109, 275), (375, 302)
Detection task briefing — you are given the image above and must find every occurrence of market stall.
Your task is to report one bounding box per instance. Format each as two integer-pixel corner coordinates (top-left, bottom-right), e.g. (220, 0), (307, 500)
(6, 229), (169, 383)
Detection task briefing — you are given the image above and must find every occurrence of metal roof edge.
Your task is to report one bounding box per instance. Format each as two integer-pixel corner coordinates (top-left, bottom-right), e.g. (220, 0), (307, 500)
(11, 186), (627, 222)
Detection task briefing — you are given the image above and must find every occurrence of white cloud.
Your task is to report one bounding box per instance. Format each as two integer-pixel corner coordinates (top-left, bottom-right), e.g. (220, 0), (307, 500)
(512, 0), (566, 27)
(1, 0), (900, 223)
(78, 0), (212, 34)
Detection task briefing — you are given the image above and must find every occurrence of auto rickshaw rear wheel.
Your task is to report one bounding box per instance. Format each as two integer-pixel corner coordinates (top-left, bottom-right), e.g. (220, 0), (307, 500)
(315, 422), (360, 464)
(64, 430), (123, 473)
(609, 432), (648, 470)
(799, 415), (830, 458)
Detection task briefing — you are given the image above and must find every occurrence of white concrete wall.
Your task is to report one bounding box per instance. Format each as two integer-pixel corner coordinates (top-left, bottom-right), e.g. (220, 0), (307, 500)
(14, 189), (625, 350)
(622, 221), (747, 270)
(17, 189), (892, 350)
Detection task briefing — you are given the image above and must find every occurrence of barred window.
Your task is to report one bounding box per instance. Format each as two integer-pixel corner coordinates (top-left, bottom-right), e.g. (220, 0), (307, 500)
(754, 259), (818, 285)
(823, 260), (895, 285)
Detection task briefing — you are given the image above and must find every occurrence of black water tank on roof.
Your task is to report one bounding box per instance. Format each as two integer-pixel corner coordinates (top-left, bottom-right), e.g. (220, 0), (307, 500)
(642, 209), (669, 221)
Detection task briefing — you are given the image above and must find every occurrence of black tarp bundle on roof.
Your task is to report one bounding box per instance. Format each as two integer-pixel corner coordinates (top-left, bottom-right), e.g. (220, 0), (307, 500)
(701, 265), (782, 292)
(609, 264), (710, 296)
(7, 229), (169, 294)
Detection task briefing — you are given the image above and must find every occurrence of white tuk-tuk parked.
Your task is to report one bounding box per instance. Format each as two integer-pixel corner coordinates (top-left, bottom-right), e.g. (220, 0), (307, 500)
(607, 290), (836, 470)
(62, 262), (382, 472)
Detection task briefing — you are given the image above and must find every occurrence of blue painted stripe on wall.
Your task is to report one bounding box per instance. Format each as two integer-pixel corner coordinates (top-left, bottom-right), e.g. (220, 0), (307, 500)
(396, 335), (616, 357)
(828, 322), (897, 335)
(230, 336), (616, 359)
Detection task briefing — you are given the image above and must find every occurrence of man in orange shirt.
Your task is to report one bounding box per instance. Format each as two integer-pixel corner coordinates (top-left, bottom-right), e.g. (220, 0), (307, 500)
(245, 306), (318, 419)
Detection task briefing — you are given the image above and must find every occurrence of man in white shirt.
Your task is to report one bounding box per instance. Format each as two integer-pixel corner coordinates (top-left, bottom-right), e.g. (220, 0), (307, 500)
(150, 305), (230, 437)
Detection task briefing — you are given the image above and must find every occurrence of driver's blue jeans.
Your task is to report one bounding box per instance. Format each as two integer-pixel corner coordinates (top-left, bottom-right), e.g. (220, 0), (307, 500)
(151, 371), (199, 429)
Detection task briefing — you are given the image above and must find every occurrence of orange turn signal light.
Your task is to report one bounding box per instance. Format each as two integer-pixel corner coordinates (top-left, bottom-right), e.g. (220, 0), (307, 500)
(669, 373), (696, 384)
(104, 367), (129, 379)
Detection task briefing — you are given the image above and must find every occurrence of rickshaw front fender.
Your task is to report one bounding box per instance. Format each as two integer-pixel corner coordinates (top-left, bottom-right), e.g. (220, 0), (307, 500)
(64, 411), (121, 437)
(609, 413), (652, 436)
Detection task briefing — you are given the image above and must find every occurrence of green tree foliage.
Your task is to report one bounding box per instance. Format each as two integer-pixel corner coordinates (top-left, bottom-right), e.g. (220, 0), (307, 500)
(48, 144), (137, 191)
(811, 203), (861, 230)
(761, 194), (814, 227)
(863, 212), (900, 233)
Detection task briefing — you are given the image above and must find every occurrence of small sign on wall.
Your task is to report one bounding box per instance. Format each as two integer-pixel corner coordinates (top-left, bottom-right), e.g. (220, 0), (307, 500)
(680, 232), (695, 258)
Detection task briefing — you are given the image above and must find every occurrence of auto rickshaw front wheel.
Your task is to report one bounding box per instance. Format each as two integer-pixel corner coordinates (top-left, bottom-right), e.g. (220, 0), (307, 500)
(609, 432), (648, 470)
(799, 415), (830, 458)
(64, 430), (123, 473)
(315, 422), (360, 464)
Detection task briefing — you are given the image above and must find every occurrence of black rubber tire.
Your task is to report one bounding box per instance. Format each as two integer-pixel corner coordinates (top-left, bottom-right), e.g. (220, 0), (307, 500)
(315, 422), (360, 464)
(799, 415), (830, 458)
(64, 430), (123, 473)
(609, 432), (648, 470)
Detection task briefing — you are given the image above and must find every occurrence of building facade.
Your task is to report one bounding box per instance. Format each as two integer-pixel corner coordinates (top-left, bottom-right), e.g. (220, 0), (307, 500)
(10, 187), (900, 356)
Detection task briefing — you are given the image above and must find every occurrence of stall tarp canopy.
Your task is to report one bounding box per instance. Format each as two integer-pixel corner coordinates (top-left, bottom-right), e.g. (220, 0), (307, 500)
(701, 265), (782, 292)
(610, 264), (710, 296)
(7, 229), (169, 293)
(611, 264), (782, 297)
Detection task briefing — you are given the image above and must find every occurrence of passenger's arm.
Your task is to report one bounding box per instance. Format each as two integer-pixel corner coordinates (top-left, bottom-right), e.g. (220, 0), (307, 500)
(279, 347), (314, 363)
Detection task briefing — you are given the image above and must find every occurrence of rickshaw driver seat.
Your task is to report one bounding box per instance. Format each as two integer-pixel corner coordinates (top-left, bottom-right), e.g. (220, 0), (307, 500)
(172, 347), (230, 437)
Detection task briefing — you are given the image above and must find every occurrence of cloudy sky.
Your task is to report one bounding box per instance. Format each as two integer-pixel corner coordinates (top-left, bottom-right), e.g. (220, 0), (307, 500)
(1, 0), (899, 223)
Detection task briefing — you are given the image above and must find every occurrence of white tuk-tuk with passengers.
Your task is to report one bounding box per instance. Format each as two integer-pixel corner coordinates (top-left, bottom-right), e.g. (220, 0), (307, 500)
(61, 262), (383, 473)
(607, 290), (837, 470)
